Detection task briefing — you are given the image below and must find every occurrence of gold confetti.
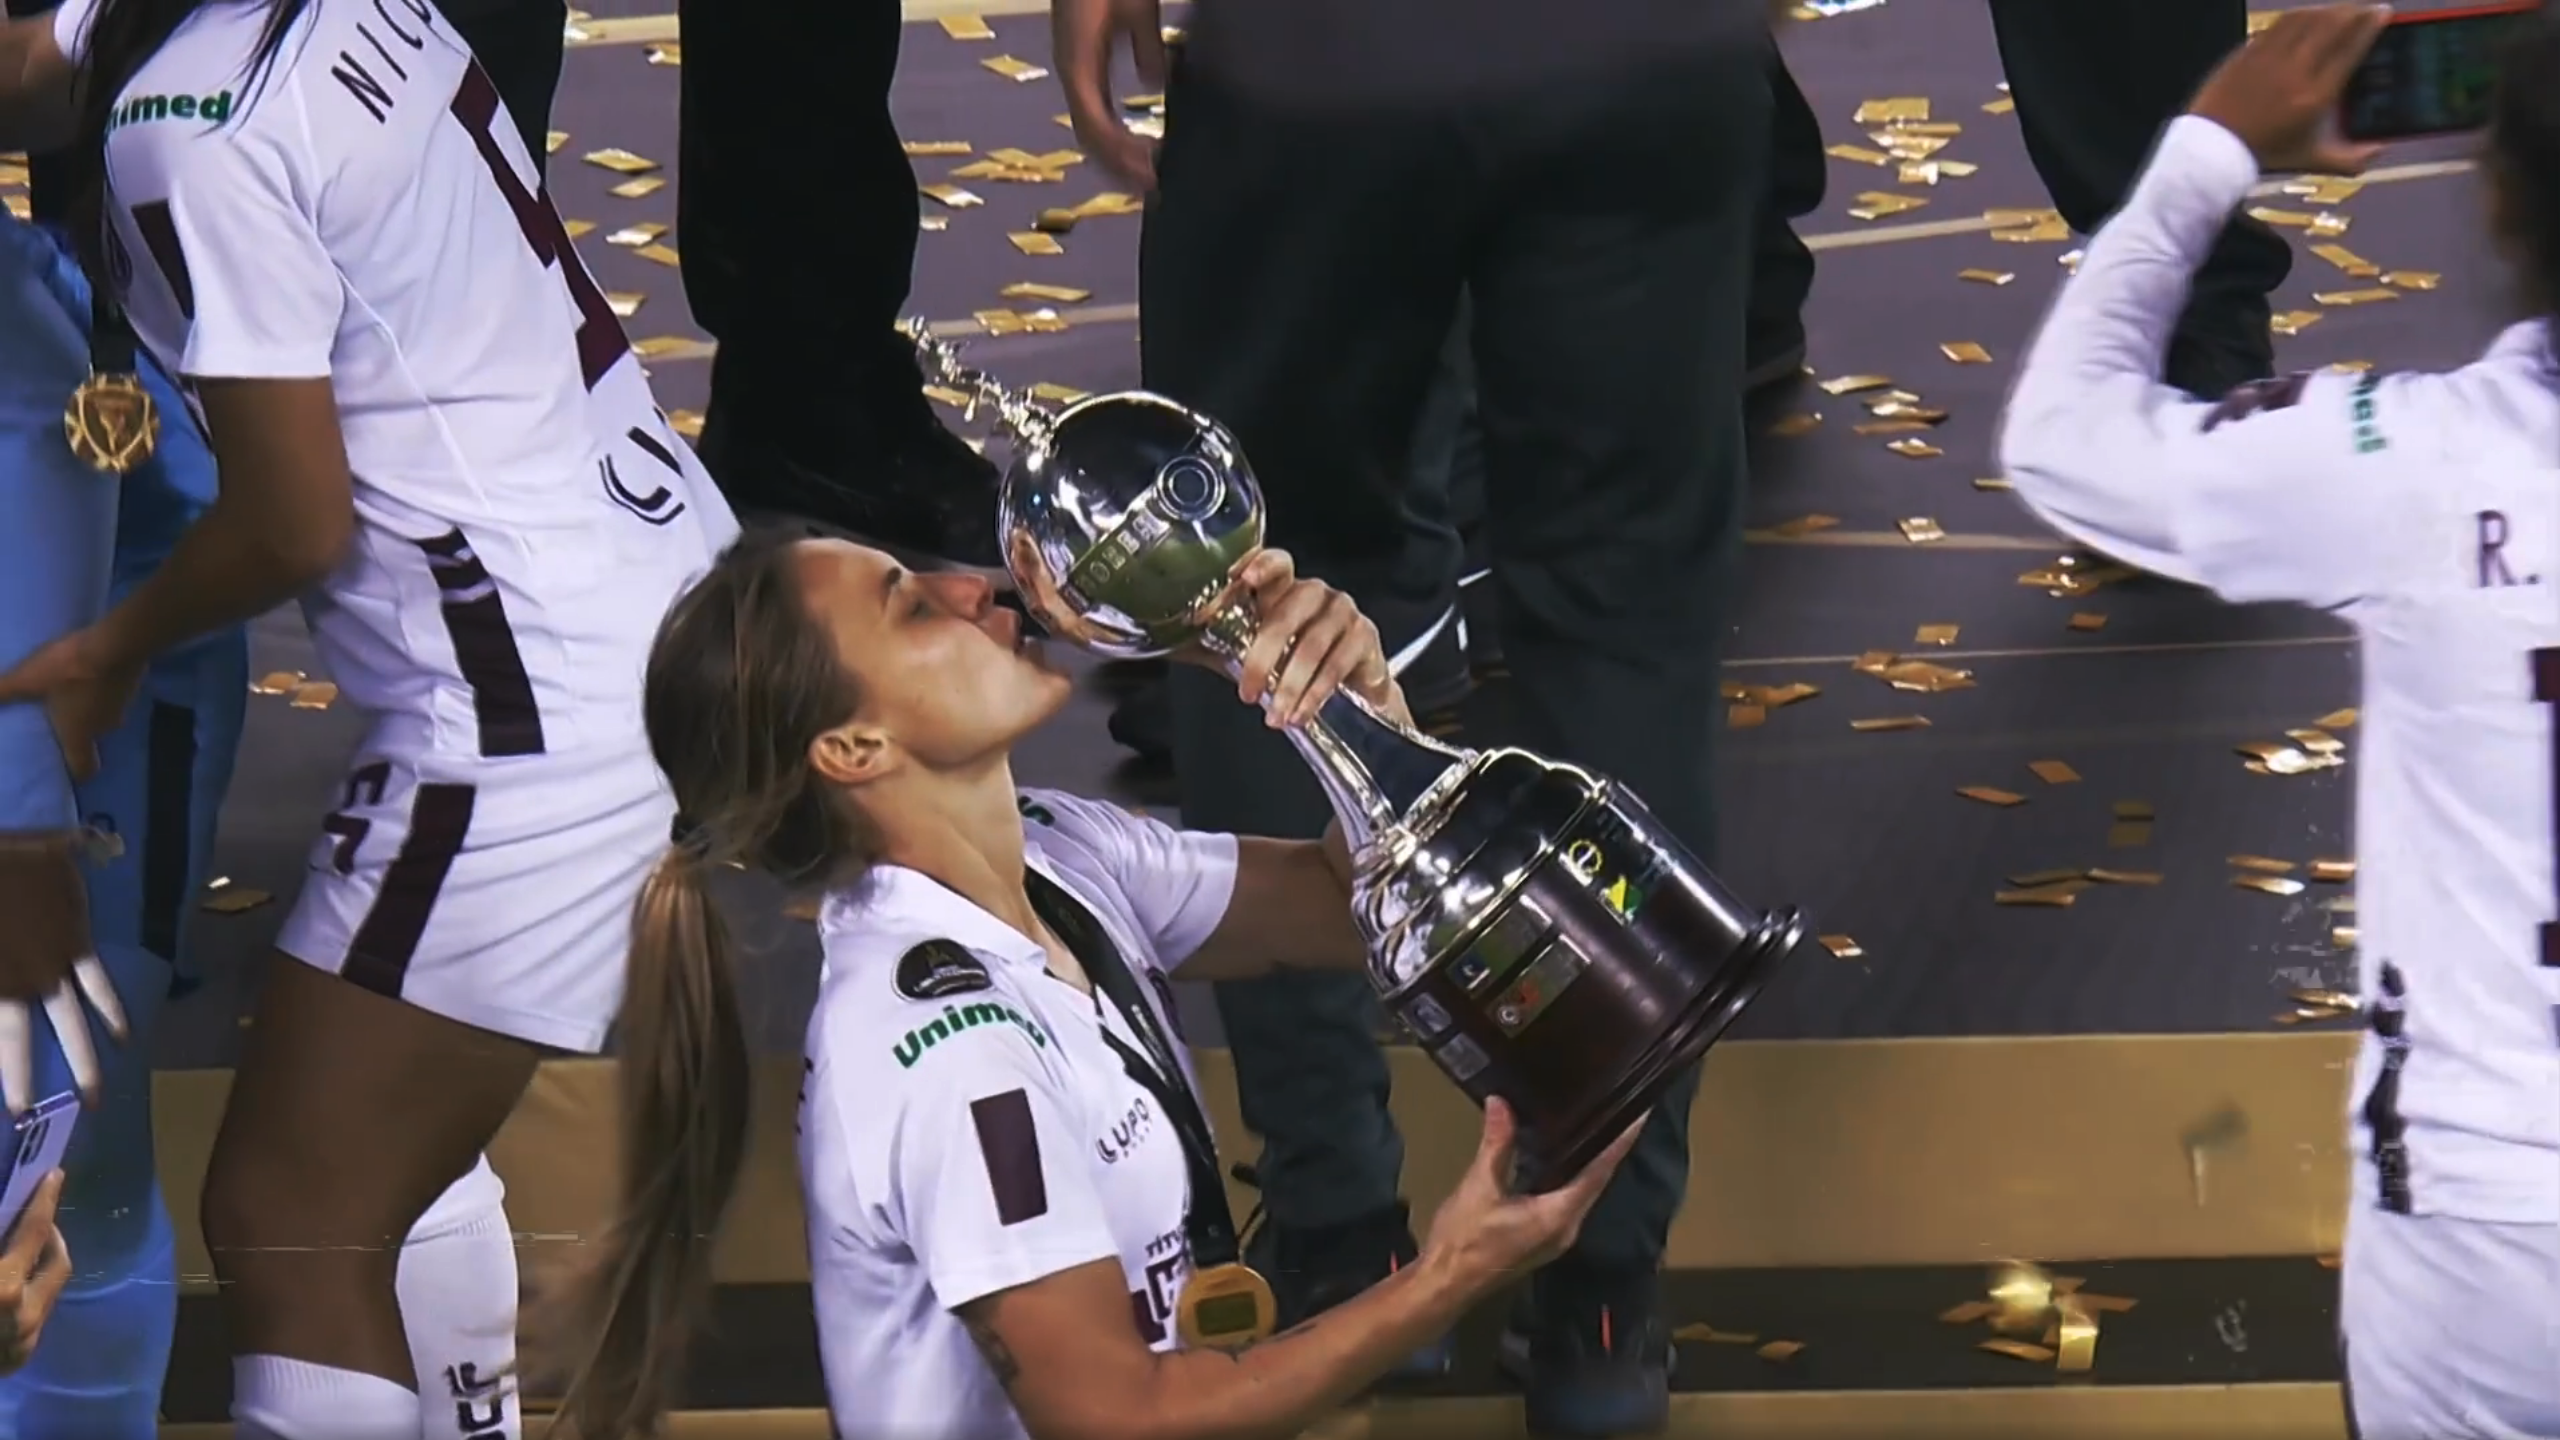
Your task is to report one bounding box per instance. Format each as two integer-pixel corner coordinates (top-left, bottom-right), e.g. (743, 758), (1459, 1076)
(2234, 873), (2308, 897)
(2308, 213), (2351, 238)
(2270, 310), (2325, 337)
(2088, 868), (2162, 885)
(1768, 513), (1841, 537)
(1847, 191), (1926, 220)
(2310, 242), (2381, 276)
(905, 140), (973, 157)
(939, 13), (996, 38)
(2028, 760), (2080, 785)
(1980, 1337), (2058, 1363)
(1850, 715), (1930, 732)
(1009, 231), (1066, 256)
(250, 670), (305, 696)
(1758, 1341), (1805, 1362)
(1993, 218), (2072, 243)
(643, 41), (680, 65)
(1727, 681), (1821, 708)
(1766, 411), (1822, 437)
(581, 148), (658, 175)
(2333, 925), (2360, 949)
(2293, 177), (2365, 205)
(1958, 786), (2026, 808)
(287, 681), (338, 710)
(920, 215), (948, 232)
(667, 410), (704, 440)
(1853, 97), (1930, 125)
(1887, 438), (1943, 460)
(2315, 288), (2400, 307)
(1729, 703), (1766, 730)
(1854, 420), (1933, 436)
(608, 176), (665, 200)
(1826, 143), (1892, 165)
(1959, 268), (2015, 286)
(631, 336), (694, 359)
(2009, 869), (2083, 889)
(1914, 623), (1959, 646)
(980, 55), (1051, 82)
(1974, 477), (2015, 492)
(2229, 855), (2296, 875)
(781, 895), (822, 922)
(1983, 96), (2015, 114)
(2309, 858), (2356, 883)
(2108, 821), (2152, 849)
(920, 184), (984, 210)
(1818, 934), (1864, 960)
(1996, 883), (2083, 907)
(634, 243), (681, 267)
(2113, 800), (2154, 820)
(544, 130), (569, 154)
(2247, 206), (2317, 227)
(1001, 281), (1092, 303)
(201, 879), (274, 915)
(2317, 707), (2360, 729)
(1818, 374), (1892, 395)
(2054, 1296), (2099, 1374)
(605, 291), (644, 319)
(2383, 270), (2441, 290)
(1898, 516), (1946, 541)
(605, 222), (665, 247)
(1940, 341), (1993, 364)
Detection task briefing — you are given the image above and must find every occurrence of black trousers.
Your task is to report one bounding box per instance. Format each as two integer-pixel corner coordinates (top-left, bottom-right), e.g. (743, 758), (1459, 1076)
(1988, 0), (2288, 393)
(1144, 47), (1766, 1269)
(9, 0), (564, 224)
(676, 0), (923, 433)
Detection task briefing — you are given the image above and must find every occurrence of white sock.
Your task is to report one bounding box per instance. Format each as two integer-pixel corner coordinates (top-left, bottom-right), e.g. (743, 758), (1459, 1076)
(233, 1356), (418, 1440)
(399, 1156), (524, 1440)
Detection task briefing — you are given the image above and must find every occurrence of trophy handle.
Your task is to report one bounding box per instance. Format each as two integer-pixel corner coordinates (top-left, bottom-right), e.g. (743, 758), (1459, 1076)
(902, 319), (1057, 448)
(1199, 603), (1471, 855)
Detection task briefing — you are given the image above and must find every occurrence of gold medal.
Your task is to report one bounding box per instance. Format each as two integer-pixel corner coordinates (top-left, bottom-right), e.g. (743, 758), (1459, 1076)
(63, 371), (160, 475)
(1175, 1263), (1276, 1351)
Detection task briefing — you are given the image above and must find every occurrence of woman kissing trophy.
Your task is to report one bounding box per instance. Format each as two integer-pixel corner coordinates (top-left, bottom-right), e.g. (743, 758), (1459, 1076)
(906, 322), (1808, 1190)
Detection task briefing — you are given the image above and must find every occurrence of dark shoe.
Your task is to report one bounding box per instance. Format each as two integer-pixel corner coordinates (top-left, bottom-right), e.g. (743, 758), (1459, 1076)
(697, 402), (1003, 568)
(1498, 1265), (1674, 1438)
(1107, 677), (1174, 764)
(1744, 319), (1810, 402)
(1239, 1190), (1455, 1384)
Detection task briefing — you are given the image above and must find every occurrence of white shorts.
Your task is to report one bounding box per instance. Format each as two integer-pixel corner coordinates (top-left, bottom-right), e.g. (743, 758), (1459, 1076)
(2341, 1199), (2560, 1439)
(275, 743), (675, 1053)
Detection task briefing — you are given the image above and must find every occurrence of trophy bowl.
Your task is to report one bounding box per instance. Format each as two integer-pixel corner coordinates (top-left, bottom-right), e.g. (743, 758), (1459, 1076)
(996, 390), (1265, 660)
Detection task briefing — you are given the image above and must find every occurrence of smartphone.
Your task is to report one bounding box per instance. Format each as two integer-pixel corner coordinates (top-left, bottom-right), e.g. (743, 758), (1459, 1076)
(0, 1093), (78, 1243)
(2339, 2), (2539, 142)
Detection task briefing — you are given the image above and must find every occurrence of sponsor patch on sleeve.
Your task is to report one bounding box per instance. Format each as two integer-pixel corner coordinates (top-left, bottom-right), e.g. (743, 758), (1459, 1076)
(970, 1087), (1050, 1225)
(895, 938), (994, 1001)
(2200, 371), (2312, 432)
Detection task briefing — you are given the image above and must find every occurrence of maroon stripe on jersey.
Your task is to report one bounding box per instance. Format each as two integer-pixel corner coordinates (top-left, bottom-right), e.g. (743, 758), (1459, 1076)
(2537, 647), (2560, 967)
(341, 782), (477, 997)
(127, 200), (194, 320)
(417, 529), (547, 758)
(970, 1089), (1050, 1226)
(449, 63), (629, 390)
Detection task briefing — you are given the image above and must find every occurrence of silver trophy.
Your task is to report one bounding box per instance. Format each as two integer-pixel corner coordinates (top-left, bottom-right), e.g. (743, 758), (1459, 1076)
(911, 323), (1805, 1187)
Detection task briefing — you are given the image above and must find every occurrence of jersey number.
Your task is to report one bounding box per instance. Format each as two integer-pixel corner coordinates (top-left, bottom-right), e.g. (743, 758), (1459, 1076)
(448, 67), (629, 390)
(320, 761), (394, 875)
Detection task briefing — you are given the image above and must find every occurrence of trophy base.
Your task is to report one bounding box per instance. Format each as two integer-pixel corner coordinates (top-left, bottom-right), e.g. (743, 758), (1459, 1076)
(1513, 906), (1805, 1194)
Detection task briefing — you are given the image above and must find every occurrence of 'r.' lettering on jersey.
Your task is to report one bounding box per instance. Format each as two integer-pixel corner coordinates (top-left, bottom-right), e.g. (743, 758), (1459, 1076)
(2476, 510), (2538, 589)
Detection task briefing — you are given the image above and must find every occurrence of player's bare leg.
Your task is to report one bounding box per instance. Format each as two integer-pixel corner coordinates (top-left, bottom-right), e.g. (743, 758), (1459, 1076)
(199, 957), (539, 1428)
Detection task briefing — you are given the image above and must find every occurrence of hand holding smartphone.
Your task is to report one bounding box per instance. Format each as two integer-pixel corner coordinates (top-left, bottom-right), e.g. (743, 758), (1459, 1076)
(2340, 2), (2539, 141)
(0, 1094), (75, 1244)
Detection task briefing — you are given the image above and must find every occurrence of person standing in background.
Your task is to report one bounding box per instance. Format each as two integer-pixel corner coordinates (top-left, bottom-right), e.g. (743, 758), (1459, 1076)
(675, 0), (1003, 567)
(1988, 0), (2287, 399)
(1059, 0), (1776, 1434)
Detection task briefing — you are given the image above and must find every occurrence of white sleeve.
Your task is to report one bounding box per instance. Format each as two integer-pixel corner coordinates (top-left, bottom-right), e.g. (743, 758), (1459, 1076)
(1027, 790), (1239, 968)
(110, 116), (341, 379)
(1998, 116), (2426, 612)
(870, 1011), (1121, 1313)
(48, 0), (96, 61)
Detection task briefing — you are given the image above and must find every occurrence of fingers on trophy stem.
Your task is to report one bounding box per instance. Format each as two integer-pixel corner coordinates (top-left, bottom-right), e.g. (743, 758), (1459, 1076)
(43, 987), (100, 1108)
(72, 956), (125, 1041)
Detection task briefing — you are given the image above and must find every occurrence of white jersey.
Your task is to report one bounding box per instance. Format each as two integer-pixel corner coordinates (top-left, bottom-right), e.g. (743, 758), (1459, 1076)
(54, 0), (735, 760)
(800, 789), (1240, 1440)
(2001, 115), (2560, 1224)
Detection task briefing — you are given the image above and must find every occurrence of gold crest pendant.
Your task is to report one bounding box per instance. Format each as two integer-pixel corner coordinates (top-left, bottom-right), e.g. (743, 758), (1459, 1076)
(64, 370), (161, 475)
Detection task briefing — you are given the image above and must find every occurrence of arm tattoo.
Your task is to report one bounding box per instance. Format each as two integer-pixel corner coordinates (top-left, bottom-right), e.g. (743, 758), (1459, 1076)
(962, 1312), (1023, 1389)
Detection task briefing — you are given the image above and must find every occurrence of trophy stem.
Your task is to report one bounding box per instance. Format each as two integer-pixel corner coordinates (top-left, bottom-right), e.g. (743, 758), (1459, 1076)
(1203, 608), (1472, 855)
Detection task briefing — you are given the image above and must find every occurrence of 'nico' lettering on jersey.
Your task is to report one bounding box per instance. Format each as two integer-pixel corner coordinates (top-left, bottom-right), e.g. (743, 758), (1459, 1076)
(892, 1001), (1049, 1069)
(330, 0), (439, 125)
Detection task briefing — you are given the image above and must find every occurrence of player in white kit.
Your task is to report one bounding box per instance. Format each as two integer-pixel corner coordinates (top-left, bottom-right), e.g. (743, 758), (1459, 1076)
(0, 0), (736, 1436)
(1998, 8), (2560, 1436)
(538, 531), (1641, 1440)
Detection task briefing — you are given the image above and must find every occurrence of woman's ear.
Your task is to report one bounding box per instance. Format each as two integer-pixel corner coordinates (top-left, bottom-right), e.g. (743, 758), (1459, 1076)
(808, 722), (893, 788)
